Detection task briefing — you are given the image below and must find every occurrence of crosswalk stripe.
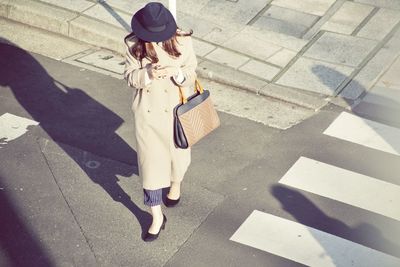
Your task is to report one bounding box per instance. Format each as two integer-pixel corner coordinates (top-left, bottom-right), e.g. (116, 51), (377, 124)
(0, 113), (39, 147)
(279, 157), (400, 221)
(323, 111), (400, 156)
(230, 210), (400, 267)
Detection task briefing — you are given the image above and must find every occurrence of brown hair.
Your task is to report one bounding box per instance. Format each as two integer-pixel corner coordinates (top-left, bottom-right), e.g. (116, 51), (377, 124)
(124, 30), (193, 64)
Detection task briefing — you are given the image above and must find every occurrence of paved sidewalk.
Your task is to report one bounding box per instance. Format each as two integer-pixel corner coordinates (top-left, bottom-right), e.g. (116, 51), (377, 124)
(1, 0), (399, 112)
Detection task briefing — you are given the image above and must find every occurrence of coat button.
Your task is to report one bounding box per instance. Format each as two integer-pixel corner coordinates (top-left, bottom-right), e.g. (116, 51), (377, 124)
(146, 89), (150, 93)
(147, 109), (151, 113)
(164, 89), (168, 93)
(164, 109), (168, 113)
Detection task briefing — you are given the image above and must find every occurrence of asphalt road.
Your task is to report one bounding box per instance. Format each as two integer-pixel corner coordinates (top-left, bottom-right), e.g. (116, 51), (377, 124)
(1, 40), (400, 266)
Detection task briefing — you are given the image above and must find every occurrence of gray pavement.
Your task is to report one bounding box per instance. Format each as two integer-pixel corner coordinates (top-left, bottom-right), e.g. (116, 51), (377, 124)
(2, 41), (399, 267)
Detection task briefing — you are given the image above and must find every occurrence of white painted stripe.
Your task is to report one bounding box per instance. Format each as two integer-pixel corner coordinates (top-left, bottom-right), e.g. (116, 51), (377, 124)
(323, 112), (400, 156)
(0, 113), (39, 147)
(230, 210), (400, 267)
(279, 157), (400, 221)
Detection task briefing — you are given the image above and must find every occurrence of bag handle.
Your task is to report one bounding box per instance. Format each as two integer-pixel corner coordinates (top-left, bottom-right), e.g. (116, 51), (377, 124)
(178, 79), (204, 104)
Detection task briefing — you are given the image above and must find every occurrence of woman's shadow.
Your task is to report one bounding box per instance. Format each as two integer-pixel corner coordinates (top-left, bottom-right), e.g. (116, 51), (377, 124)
(0, 39), (151, 235)
(272, 185), (400, 264)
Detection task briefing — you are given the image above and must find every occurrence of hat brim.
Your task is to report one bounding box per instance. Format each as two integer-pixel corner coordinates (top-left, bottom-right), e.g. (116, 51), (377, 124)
(131, 12), (177, 42)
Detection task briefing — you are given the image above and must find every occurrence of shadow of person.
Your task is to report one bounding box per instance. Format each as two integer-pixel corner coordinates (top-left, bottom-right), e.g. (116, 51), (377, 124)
(0, 39), (151, 242)
(271, 185), (400, 263)
(312, 64), (400, 132)
(0, 179), (55, 267)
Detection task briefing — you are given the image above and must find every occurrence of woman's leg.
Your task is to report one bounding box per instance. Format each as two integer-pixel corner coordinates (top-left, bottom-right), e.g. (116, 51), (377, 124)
(143, 189), (164, 234)
(169, 147), (190, 200)
(148, 205), (164, 234)
(167, 181), (181, 200)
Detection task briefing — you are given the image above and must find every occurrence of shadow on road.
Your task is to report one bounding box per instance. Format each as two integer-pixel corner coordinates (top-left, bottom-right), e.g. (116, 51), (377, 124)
(271, 63), (400, 262)
(0, 179), (55, 267)
(271, 185), (400, 263)
(313, 64), (400, 148)
(0, 38), (150, 263)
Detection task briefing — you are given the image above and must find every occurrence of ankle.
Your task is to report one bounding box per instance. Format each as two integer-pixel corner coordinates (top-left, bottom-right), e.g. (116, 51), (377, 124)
(168, 182), (181, 198)
(150, 205), (163, 219)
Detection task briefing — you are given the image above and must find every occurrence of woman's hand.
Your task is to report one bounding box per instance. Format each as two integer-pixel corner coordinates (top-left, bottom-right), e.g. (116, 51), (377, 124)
(147, 64), (179, 80)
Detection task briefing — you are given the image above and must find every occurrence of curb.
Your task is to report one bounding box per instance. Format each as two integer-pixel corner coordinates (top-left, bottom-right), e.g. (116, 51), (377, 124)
(0, 0), (127, 53)
(0, 0), (328, 111)
(196, 59), (328, 110)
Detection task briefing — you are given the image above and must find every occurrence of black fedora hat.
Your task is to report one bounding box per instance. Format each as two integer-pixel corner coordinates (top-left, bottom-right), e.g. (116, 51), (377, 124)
(131, 2), (177, 42)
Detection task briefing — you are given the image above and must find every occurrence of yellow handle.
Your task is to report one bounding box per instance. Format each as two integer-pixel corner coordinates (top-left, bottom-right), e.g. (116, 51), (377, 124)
(179, 86), (188, 104)
(178, 79), (203, 104)
(195, 80), (204, 94)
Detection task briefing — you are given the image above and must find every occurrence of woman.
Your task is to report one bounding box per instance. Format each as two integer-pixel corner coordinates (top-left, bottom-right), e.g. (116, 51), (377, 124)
(124, 2), (197, 242)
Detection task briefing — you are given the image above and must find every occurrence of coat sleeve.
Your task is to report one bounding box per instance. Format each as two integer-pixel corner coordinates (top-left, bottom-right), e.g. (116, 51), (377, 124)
(174, 37), (198, 87)
(124, 46), (148, 90)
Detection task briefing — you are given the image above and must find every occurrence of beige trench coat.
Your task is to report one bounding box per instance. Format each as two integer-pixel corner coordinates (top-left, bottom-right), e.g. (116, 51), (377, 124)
(124, 35), (197, 190)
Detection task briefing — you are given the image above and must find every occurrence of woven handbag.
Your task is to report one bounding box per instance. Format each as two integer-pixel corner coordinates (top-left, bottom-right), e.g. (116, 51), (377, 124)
(174, 80), (220, 149)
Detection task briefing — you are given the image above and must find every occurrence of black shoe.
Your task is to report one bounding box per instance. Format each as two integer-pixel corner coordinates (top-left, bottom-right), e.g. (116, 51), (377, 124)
(144, 214), (167, 242)
(165, 196), (180, 207)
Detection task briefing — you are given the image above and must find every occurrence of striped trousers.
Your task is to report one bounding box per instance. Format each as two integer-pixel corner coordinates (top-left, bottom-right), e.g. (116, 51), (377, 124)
(143, 188), (163, 206)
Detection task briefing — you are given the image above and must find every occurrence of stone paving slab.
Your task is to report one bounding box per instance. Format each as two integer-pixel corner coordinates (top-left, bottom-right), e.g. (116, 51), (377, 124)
(354, 0), (400, 10)
(101, 0), (151, 13)
(69, 15), (127, 54)
(9, 0), (77, 36)
(265, 48), (297, 67)
(264, 5), (319, 27)
(253, 16), (309, 38)
(254, 5), (318, 37)
(167, 0), (210, 17)
(271, 0), (336, 16)
(205, 48), (250, 69)
(301, 0), (348, 40)
(223, 31), (283, 61)
(362, 86), (400, 107)
(198, 0), (271, 26)
(178, 9), (239, 42)
(321, 1), (374, 35)
(198, 60), (268, 94)
(200, 23), (242, 46)
(276, 57), (354, 95)
(352, 78), (400, 128)
(340, 30), (400, 100)
(355, 56), (400, 123)
(0, 0), (10, 17)
(191, 38), (216, 57)
(376, 56), (400, 90)
(239, 59), (281, 81)
(0, 17), (93, 60)
(38, 0), (95, 12)
(304, 32), (378, 67)
(83, 3), (132, 30)
(242, 25), (308, 51)
(177, 12), (218, 38)
(357, 8), (400, 40)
